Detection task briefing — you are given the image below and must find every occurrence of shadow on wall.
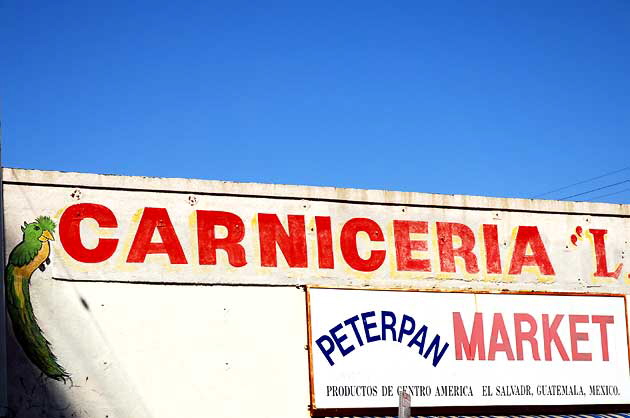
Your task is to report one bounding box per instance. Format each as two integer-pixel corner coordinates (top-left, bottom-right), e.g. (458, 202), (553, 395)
(6, 327), (75, 418)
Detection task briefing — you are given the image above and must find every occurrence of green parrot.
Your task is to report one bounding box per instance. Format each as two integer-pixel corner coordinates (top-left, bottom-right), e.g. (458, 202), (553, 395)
(5, 216), (69, 382)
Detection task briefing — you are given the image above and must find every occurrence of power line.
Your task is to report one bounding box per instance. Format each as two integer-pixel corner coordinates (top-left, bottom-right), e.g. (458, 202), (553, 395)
(532, 166), (630, 198)
(559, 179), (630, 200)
(583, 186), (630, 202)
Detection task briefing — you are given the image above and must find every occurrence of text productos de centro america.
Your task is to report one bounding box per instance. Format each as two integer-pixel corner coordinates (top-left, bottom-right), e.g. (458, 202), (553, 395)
(324, 384), (621, 397)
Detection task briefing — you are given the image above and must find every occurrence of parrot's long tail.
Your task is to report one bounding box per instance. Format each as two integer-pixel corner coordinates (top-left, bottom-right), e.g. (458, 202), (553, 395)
(5, 265), (69, 382)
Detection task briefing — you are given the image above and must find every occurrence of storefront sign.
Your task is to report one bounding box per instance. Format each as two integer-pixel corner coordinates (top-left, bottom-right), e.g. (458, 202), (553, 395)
(4, 168), (630, 417)
(307, 287), (630, 410)
(4, 169), (629, 294)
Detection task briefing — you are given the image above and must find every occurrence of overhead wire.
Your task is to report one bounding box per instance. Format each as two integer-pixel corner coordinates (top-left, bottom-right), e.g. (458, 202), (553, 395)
(583, 186), (630, 202)
(559, 179), (630, 200)
(532, 166), (630, 198)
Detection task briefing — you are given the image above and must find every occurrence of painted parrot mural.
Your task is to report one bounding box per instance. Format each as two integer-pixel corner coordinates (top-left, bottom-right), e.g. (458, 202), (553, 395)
(5, 216), (69, 382)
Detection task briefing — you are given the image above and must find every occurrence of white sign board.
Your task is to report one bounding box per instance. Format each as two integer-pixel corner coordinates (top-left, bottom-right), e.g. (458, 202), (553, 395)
(308, 287), (630, 411)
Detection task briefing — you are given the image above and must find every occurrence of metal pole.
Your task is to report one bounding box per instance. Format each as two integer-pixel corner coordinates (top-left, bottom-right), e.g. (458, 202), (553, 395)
(398, 388), (411, 418)
(0, 119), (9, 417)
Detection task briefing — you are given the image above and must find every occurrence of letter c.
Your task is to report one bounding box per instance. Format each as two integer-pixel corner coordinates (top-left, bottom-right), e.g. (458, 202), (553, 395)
(59, 203), (119, 263)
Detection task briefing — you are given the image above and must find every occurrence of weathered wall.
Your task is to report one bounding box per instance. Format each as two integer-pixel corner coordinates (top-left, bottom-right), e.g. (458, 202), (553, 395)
(3, 168), (629, 417)
(6, 284), (308, 418)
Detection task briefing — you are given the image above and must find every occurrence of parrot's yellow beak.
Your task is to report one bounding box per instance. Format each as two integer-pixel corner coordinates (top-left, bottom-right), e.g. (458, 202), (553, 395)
(39, 230), (55, 242)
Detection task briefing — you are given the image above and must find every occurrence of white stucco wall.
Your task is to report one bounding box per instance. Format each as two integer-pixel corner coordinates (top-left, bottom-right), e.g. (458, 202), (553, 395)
(3, 168), (629, 417)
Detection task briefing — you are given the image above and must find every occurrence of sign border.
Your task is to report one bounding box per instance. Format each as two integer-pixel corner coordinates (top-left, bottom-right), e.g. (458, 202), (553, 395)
(305, 286), (630, 417)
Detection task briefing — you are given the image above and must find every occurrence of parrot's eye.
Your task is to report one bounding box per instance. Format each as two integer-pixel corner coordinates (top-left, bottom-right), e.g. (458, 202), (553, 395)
(34, 226), (40, 231)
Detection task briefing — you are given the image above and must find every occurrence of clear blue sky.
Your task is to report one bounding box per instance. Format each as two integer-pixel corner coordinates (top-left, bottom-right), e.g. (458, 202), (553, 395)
(2, 2), (629, 203)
